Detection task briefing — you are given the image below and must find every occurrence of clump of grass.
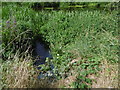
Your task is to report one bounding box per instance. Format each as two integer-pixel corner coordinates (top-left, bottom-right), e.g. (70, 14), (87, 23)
(1, 51), (38, 88)
(1, 51), (56, 88)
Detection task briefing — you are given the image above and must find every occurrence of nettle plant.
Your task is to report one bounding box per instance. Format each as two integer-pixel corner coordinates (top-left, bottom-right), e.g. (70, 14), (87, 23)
(71, 57), (101, 88)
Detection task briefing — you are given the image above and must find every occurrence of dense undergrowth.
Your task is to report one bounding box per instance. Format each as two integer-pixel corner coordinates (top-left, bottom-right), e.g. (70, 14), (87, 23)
(1, 2), (118, 88)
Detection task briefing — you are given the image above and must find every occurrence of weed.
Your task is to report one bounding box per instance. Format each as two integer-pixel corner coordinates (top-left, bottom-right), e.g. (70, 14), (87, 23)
(1, 2), (118, 88)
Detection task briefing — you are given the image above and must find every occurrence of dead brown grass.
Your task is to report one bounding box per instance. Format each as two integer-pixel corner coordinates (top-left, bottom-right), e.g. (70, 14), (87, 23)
(53, 75), (77, 88)
(4, 57), (38, 88)
(88, 59), (118, 88)
(2, 53), (55, 88)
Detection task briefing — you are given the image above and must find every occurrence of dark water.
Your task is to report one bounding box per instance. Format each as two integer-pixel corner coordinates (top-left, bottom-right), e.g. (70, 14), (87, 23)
(33, 40), (53, 67)
(33, 40), (55, 79)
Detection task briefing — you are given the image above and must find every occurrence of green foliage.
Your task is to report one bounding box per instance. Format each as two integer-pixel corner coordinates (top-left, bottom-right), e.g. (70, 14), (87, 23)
(1, 2), (118, 88)
(70, 57), (101, 88)
(60, 2), (70, 8)
(39, 10), (118, 63)
(73, 76), (92, 88)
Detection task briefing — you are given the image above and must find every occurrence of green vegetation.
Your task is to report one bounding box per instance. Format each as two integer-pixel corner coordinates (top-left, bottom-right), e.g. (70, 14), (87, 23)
(1, 2), (118, 88)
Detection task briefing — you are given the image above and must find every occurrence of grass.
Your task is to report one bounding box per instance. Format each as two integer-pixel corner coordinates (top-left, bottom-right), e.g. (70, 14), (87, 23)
(1, 52), (38, 88)
(1, 49), (56, 88)
(1, 2), (119, 88)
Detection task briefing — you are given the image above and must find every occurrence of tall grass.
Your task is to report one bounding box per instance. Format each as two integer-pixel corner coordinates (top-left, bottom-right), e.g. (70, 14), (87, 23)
(1, 48), (35, 88)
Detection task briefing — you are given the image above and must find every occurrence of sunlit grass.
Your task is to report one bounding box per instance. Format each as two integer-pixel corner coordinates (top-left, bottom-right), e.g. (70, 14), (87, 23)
(1, 2), (118, 88)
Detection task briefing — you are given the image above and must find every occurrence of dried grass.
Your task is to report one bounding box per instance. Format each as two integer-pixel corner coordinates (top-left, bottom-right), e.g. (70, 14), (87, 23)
(88, 59), (118, 88)
(2, 52), (55, 88)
